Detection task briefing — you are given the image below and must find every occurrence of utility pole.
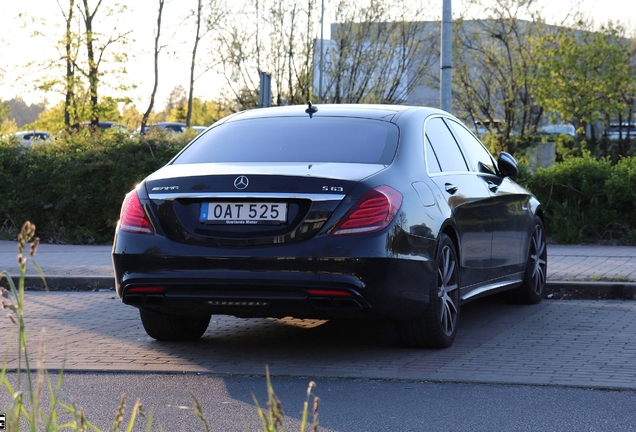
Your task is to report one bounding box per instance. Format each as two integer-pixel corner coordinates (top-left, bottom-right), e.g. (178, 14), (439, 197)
(319, 0), (325, 103)
(440, 0), (452, 113)
(259, 71), (272, 108)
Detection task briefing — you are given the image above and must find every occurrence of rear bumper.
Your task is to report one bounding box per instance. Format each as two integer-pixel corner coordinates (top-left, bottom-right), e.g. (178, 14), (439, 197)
(112, 231), (436, 320)
(119, 270), (369, 319)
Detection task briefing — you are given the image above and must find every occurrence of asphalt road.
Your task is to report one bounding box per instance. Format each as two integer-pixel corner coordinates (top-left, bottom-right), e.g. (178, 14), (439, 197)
(3, 373), (636, 431)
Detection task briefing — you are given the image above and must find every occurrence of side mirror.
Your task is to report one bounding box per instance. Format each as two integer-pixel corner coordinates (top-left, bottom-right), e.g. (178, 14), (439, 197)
(498, 152), (519, 178)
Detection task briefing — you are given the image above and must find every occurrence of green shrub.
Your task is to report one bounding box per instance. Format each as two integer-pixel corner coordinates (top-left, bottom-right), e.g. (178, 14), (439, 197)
(526, 156), (619, 243)
(0, 132), (187, 243)
(606, 157), (636, 230)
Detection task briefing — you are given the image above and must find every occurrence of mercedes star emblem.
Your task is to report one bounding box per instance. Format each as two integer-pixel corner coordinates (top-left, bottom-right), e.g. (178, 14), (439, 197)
(234, 175), (249, 190)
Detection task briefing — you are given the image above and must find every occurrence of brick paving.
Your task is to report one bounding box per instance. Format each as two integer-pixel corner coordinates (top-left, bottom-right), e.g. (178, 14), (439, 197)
(2, 291), (636, 389)
(2, 240), (636, 389)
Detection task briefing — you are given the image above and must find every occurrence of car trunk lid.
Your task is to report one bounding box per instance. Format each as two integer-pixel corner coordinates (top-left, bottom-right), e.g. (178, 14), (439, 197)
(145, 163), (386, 246)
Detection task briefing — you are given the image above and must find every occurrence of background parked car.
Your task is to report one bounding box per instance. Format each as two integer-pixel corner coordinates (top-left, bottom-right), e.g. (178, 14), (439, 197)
(537, 123), (576, 137)
(81, 121), (130, 132)
(191, 125), (208, 134)
(138, 122), (187, 135)
(13, 130), (52, 148)
(474, 119), (504, 135)
(604, 122), (636, 140)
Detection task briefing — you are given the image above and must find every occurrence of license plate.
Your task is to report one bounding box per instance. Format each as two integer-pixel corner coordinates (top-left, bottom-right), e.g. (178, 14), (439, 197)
(200, 202), (287, 225)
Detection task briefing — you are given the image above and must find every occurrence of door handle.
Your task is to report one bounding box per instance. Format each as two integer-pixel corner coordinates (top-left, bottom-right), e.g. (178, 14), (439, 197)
(488, 181), (499, 192)
(444, 183), (458, 194)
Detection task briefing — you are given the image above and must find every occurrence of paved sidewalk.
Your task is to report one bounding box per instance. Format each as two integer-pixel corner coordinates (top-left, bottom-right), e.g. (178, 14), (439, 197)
(3, 240), (636, 285)
(549, 244), (636, 281)
(1, 240), (113, 287)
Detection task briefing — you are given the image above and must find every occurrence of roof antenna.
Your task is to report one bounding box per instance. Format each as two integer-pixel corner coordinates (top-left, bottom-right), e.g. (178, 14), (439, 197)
(305, 100), (318, 118)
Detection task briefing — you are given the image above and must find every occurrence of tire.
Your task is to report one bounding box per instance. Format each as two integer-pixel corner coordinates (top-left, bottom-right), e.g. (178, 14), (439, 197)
(507, 216), (547, 304)
(139, 309), (211, 341)
(397, 233), (460, 349)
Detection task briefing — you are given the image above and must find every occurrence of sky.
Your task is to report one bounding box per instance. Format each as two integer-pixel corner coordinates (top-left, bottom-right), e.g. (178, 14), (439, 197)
(1, 0), (635, 113)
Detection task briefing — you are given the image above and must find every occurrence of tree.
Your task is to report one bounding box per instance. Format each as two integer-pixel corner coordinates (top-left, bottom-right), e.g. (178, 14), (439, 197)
(607, 36), (636, 156)
(4, 98), (45, 127)
(22, 92), (121, 133)
(167, 97), (230, 125)
(185, 0), (225, 126)
(25, 0), (132, 131)
(217, 0), (435, 109)
(81, 0), (100, 126)
(322, 0), (437, 105)
(164, 85), (187, 116)
(121, 103), (143, 131)
(186, 0), (203, 128)
(78, 0), (132, 126)
(606, 27), (636, 155)
(533, 23), (635, 141)
(58, 0), (80, 130)
(0, 102), (10, 123)
(141, 0), (166, 134)
(217, 0), (318, 109)
(0, 102), (16, 136)
(28, 0), (83, 131)
(265, 0), (317, 105)
(452, 0), (545, 154)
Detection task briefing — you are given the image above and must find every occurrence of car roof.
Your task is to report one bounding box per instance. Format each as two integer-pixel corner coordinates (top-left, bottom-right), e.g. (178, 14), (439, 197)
(14, 131), (49, 136)
(222, 104), (443, 123)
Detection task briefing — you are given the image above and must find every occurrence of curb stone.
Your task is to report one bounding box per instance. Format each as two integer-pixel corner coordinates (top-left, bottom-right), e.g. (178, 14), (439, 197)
(546, 280), (636, 300)
(5, 276), (636, 300)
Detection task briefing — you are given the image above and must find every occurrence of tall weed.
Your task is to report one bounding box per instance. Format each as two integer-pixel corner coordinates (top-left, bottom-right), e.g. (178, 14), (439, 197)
(1, 222), (320, 430)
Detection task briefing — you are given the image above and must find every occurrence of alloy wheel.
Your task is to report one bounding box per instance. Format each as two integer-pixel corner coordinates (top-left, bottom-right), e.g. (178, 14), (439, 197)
(437, 244), (459, 336)
(529, 224), (547, 295)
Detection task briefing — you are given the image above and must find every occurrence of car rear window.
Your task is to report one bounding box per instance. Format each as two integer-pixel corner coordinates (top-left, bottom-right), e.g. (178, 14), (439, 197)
(172, 117), (399, 165)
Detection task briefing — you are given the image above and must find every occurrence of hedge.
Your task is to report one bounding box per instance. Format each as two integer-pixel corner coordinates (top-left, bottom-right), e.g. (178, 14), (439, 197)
(2, 132), (636, 245)
(523, 156), (636, 244)
(0, 131), (188, 244)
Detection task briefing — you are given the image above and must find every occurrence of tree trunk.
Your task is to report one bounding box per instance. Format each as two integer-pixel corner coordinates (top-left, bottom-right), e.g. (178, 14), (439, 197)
(142, 0), (165, 133)
(82, 0), (102, 127)
(63, 0), (76, 130)
(186, 0), (202, 128)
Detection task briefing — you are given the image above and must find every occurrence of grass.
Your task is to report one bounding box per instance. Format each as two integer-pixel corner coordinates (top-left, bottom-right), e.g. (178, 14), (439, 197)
(1, 221), (321, 431)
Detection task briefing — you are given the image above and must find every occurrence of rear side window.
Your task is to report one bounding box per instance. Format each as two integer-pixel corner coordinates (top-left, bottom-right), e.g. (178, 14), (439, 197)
(425, 117), (468, 172)
(173, 117), (399, 165)
(425, 137), (441, 173)
(445, 119), (497, 174)
(23, 134), (48, 140)
(166, 125), (185, 133)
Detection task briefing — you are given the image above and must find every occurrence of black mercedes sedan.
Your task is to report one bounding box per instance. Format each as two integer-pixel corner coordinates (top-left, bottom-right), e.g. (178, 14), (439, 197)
(112, 103), (546, 348)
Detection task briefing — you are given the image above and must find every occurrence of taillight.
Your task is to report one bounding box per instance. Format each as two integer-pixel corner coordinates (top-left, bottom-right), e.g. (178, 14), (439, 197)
(331, 185), (402, 236)
(127, 286), (165, 293)
(307, 289), (352, 297)
(119, 190), (155, 235)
